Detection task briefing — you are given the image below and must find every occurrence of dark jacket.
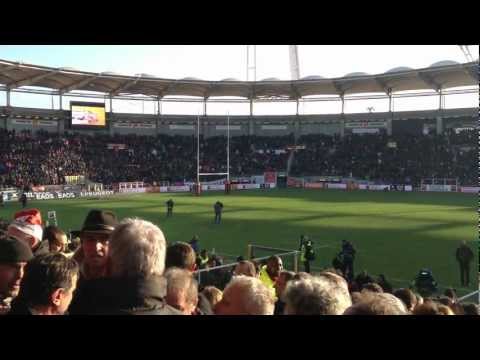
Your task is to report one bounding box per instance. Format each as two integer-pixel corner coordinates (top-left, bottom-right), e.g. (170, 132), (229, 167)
(274, 300), (286, 315)
(7, 300), (34, 315)
(214, 202), (223, 214)
(456, 245), (474, 264)
(69, 275), (182, 315)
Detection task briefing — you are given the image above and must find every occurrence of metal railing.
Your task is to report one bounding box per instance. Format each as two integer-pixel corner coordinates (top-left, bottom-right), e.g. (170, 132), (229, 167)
(193, 247), (300, 287)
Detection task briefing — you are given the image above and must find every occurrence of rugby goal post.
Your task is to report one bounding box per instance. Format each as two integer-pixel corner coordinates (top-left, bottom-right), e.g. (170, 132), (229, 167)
(194, 115), (231, 196)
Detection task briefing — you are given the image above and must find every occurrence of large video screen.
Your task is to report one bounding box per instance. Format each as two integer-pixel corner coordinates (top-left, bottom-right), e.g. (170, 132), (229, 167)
(70, 102), (106, 128)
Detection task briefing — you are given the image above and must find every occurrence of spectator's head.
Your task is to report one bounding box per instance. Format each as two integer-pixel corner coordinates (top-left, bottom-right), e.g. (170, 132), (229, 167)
(393, 288), (417, 312)
(415, 293), (424, 307)
(13, 253), (79, 315)
(412, 299), (444, 315)
(0, 238), (33, 299)
(215, 275), (275, 315)
(201, 286), (223, 309)
(108, 218), (166, 278)
(165, 242), (196, 272)
(69, 237), (81, 253)
(361, 282), (384, 294)
(200, 249), (208, 257)
(344, 292), (408, 315)
(284, 274), (352, 315)
(43, 225), (68, 253)
(266, 256), (283, 280)
(275, 270), (295, 299)
(350, 292), (363, 304)
(437, 296), (455, 309)
(233, 260), (256, 277)
(461, 303), (480, 316)
(164, 267), (198, 315)
(7, 209), (43, 249)
(437, 304), (455, 315)
(76, 210), (118, 270)
(293, 272), (312, 281)
(443, 288), (457, 302)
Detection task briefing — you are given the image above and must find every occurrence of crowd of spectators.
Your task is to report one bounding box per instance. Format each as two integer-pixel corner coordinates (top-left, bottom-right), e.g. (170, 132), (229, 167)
(290, 129), (477, 185)
(0, 128), (476, 188)
(1, 207), (477, 316)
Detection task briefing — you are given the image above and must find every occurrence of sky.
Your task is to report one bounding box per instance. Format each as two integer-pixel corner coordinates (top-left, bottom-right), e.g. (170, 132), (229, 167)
(0, 45), (478, 115)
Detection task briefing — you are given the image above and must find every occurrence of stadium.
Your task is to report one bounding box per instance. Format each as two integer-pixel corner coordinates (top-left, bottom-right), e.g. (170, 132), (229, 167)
(0, 45), (478, 315)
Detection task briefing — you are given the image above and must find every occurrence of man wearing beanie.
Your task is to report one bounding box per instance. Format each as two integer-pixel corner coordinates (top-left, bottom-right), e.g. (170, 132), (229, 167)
(0, 238), (34, 314)
(7, 209), (49, 257)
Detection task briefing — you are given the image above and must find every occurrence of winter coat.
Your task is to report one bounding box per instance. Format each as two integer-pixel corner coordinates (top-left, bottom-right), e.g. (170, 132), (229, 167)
(69, 275), (182, 315)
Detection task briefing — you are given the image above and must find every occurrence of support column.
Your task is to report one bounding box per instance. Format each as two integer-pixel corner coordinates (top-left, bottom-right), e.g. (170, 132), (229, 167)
(108, 95), (114, 136)
(59, 93), (63, 110)
(157, 98), (161, 136)
(388, 91), (393, 113)
(387, 90), (393, 136)
(249, 98), (254, 135)
(6, 88), (11, 107)
(436, 88), (443, 135)
(436, 116), (443, 135)
(295, 99), (300, 141)
(248, 117), (254, 135)
(340, 94), (345, 138)
(203, 98), (207, 117)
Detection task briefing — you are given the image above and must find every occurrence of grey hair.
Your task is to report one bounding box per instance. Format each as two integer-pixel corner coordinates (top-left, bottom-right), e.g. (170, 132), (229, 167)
(109, 218), (166, 278)
(226, 275), (275, 315)
(344, 292), (408, 315)
(164, 267), (198, 306)
(284, 274), (352, 315)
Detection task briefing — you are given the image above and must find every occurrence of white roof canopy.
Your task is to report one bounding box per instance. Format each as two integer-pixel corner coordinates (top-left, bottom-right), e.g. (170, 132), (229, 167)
(0, 58), (477, 100)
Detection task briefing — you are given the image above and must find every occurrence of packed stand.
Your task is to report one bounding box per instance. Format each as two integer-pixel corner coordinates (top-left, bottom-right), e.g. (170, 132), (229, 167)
(1, 128), (476, 188)
(290, 130), (477, 186)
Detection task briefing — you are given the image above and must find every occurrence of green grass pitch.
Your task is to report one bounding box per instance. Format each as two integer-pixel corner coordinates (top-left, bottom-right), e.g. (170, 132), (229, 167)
(1, 188), (477, 296)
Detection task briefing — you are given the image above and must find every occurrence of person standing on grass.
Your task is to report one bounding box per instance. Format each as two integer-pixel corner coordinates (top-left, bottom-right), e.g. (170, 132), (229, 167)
(300, 237), (315, 274)
(341, 240), (356, 281)
(166, 199), (174, 218)
(213, 201), (223, 224)
(455, 240), (474, 287)
(20, 193), (27, 209)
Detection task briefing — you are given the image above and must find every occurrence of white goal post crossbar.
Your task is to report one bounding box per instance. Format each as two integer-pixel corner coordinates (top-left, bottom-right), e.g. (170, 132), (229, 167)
(198, 173), (229, 176)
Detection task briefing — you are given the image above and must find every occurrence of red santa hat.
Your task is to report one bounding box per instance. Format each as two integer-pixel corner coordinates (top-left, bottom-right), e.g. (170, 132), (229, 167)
(8, 208), (43, 249)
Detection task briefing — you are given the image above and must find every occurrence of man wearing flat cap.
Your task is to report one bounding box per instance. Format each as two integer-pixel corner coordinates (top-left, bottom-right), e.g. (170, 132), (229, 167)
(0, 238), (33, 314)
(71, 209), (118, 282)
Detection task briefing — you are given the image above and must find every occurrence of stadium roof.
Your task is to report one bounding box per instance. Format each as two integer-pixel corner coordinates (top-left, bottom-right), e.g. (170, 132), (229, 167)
(0, 58), (477, 100)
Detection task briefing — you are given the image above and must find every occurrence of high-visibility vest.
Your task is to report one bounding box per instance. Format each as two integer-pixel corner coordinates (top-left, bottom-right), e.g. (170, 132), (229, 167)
(259, 265), (277, 300)
(199, 255), (209, 265)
